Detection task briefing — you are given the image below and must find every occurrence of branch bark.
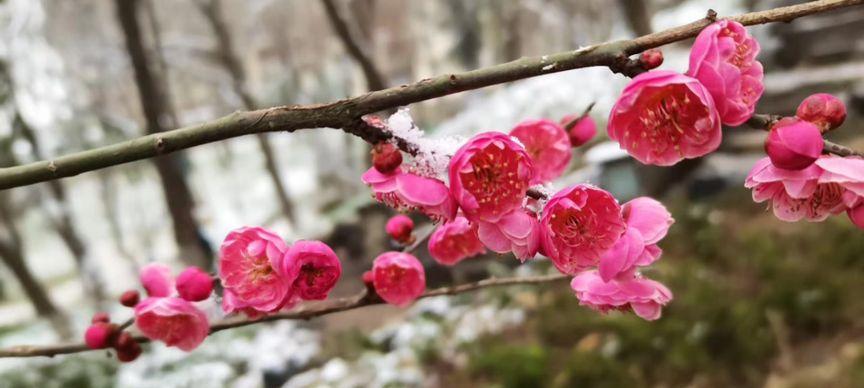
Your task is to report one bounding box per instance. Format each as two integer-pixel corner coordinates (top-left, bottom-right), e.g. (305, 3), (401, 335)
(0, 0), (861, 190)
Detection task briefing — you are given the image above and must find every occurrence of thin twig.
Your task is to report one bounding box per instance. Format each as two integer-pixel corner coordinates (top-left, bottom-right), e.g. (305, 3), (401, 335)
(1, 0), (859, 189)
(0, 273), (569, 358)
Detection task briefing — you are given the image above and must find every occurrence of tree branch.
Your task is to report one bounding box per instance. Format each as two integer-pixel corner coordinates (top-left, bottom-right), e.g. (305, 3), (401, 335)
(0, 0), (861, 190)
(0, 273), (568, 358)
(320, 0), (387, 91)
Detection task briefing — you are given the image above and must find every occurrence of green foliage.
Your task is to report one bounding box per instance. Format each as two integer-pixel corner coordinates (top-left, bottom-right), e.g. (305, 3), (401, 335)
(469, 343), (549, 388)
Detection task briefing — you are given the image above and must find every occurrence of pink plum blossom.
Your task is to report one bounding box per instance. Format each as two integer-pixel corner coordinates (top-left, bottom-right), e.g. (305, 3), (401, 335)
(219, 227), (294, 316)
(371, 251), (426, 307)
(608, 70), (722, 166)
(688, 20), (764, 125)
(598, 197), (673, 282)
(764, 117), (823, 171)
(134, 296), (210, 351)
(175, 267), (214, 302)
(848, 201), (864, 229)
(362, 167), (457, 222)
(385, 215), (414, 244)
(570, 270), (673, 321)
(282, 240), (342, 301)
(140, 263), (174, 297)
(797, 93), (846, 132)
(448, 132), (535, 223)
(508, 119), (572, 183)
(561, 114), (597, 148)
(428, 216), (486, 266)
(539, 184), (626, 274)
(744, 156), (864, 222)
(477, 209), (541, 261)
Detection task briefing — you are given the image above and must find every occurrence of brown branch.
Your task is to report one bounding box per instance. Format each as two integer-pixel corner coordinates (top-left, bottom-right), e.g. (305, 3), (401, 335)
(1, 0), (859, 190)
(320, 0), (387, 91)
(746, 113), (864, 158)
(0, 273), (568, 358)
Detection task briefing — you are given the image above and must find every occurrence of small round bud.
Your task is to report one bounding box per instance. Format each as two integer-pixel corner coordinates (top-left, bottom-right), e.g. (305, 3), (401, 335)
(113, 331), (142, 362)
(560, 115), (597, 147)
(84, 322), (117, 349)
(796, 93), (846, 132)
(639, 49), (664, 70)
(385, 215), (414, 244)
(91, 312), (110, 324)
(371, 143), (402, 174)
(119, 290), (140, 307)
(175, 266), (214, 302)
(362, 270), (374, 286)
(764, 117), (823, 170)
(849, 203), (864, 230)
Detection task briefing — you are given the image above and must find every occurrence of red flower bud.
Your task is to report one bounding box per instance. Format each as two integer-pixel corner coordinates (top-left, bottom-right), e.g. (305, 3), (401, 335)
(84, 322), (117, 349)
(119, 290), (140, 307)
(113, 331), (142, 362)
(372, 143), (402, 174)
(91, 312), (110, 324)
(639, 49), (664, 70)
(175, 266), (213, 302)
(764, 117), (823, 170)
(385, 215), (414, 244)
(796, 93), (846, 132)
(560, 115), (597, 148)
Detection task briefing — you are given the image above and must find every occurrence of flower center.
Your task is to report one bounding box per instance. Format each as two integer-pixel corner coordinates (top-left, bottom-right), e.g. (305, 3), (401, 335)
(461, 144), (527, 212)
(630, 85), (710, 156)
(244, 253), (275, 284)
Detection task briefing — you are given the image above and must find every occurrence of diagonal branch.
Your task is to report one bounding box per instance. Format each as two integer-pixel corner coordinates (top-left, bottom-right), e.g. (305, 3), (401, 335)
(0, 0), (861, 190)
(320, 0), (387, 91)
(0, 273), (569, 358)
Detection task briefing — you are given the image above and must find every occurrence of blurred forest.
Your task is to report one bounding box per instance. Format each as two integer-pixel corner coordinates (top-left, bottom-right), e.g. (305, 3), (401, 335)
(1, 0), (864, 387)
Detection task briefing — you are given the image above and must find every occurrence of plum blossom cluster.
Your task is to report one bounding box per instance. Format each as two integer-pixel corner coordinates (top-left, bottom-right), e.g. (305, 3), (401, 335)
(608, 20), (762, 166)
(219, 227), (342, 318)
(83, 263), (214, 361)
(745, 93), (863, 228)
(362, 103), (674, 319)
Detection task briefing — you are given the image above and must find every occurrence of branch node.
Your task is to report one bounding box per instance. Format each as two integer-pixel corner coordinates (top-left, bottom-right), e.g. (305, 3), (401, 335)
(47, 161), (57, 173)
(155, 136), (165, 152)
(706, 9), (718, 21)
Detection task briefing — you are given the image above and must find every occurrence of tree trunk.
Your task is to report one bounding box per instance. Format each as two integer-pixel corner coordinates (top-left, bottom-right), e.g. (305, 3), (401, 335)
(198, 0), (297, 226)
(0, 195), (71, 339)
(619, 0), (654, 36)
(115, 0), (211, 269)
(13, 113), (107, 307)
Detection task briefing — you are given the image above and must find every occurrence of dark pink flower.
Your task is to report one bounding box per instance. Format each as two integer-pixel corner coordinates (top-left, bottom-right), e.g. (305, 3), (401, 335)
(428, 216), (486, 266)
(175, 267), (214, 302)
(764, 117), (823, 171)
(509, 119), (572, 183)
(448, 132), (535, 223)
(477, 209), (541, 261)
(570, 270), (673, 321)
(561, 115), (597, 148)
(371, 251), (426, 307)
(140, 263), (174, 297)
(219, 227), (293, 315)
(282, 240), (342, 301)
(796, 93), (846, 132)
(385, 215), (414, 244)
(134, 296), (209, 351)
(608, 70), (722, 166)
(539, 184), (626, 274)
(362, 167), (457, 222)
(744, 156), (864, 222)
(598, 197), (673, 282)
(688, 20), (763, 125)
